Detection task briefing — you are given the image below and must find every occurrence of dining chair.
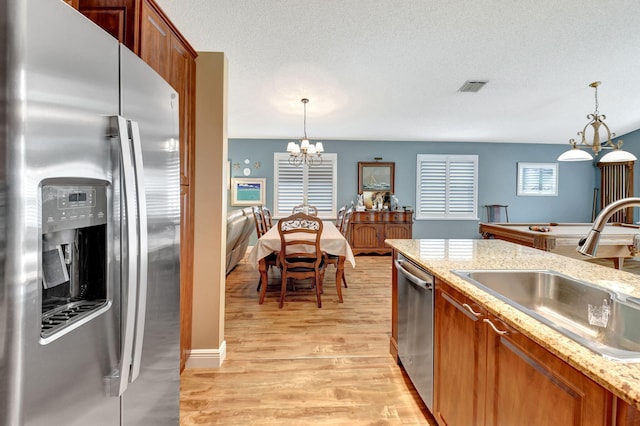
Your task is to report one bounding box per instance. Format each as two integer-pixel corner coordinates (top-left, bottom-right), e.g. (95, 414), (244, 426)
(252, 206), (268, 237)
(253, 206), (277, 291)
(324, 207), (353, 288)
(340, 207), (353, 236)
(292, 205), (319, 216)
(335, 205), (346, 231)
(261, 205), (273, 230)
(276, 213), (325, 308)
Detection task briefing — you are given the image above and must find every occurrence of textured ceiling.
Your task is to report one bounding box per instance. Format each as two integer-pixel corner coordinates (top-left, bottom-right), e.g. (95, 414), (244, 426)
(155, 0), (640, 145)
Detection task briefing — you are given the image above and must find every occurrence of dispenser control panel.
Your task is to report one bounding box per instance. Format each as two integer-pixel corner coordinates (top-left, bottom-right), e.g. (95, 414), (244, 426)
(42, 183), (107, 232)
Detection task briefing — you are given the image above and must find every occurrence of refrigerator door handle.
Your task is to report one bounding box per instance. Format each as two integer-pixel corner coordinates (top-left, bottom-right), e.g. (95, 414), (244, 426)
(107, 115), (139, 397)
(128, 120), (148, 382)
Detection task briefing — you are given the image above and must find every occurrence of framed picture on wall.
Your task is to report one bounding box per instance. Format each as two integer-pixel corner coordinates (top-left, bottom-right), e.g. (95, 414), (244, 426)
(231, 177), (266, 206)
(358, 162), (395, 193)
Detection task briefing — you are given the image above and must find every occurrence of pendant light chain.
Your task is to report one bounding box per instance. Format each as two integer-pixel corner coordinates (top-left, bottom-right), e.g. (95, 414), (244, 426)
(303, 98), (308, 139)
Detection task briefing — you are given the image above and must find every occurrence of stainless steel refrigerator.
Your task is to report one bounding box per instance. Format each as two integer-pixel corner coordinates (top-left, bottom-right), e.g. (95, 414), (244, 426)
(1, 0), (181, 424)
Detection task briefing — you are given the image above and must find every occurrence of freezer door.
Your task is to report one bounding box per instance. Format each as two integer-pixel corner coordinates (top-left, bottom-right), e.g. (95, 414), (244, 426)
(119, 47), (181, 425)
(4, 1), (123, 425)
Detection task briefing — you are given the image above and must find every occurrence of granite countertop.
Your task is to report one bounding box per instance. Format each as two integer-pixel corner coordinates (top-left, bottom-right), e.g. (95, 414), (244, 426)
(386, 238), (640, 410)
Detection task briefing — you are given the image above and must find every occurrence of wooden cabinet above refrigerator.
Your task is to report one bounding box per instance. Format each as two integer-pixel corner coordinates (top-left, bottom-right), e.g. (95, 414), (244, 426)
(74, 0), (196, 186)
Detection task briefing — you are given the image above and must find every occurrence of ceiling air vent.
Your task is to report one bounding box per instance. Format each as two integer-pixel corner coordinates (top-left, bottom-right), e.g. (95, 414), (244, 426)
(459, 80), (488, 93)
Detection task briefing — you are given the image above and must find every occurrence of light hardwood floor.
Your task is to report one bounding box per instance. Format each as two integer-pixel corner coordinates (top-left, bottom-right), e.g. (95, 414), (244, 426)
(180, 253), (435, 425)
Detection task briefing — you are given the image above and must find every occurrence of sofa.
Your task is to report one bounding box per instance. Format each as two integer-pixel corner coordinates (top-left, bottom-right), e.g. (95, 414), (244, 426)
(226, 207), (256, 275)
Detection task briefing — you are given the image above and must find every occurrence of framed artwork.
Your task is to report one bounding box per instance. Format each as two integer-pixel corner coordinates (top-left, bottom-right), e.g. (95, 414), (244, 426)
(231, 177), (266, 206)
(358, 162), (395, 193)
(517, 162), (558, 196)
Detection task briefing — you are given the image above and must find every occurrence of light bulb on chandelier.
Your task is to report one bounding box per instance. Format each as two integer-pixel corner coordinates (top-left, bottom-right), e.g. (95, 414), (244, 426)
(287, 98), (324, 167)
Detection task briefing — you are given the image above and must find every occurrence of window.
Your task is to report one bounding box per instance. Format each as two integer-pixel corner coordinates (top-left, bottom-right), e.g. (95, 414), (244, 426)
(416, 154), (478, 220)
(273, 153), (337, 219)
(517, 162), (558, 196)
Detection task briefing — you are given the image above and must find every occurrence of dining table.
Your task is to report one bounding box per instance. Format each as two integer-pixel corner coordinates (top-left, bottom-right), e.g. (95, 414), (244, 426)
(248, 220), (356, 304)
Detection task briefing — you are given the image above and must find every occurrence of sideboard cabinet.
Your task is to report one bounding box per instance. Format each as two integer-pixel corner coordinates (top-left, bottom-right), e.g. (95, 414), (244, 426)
(348, 211), (413, 255)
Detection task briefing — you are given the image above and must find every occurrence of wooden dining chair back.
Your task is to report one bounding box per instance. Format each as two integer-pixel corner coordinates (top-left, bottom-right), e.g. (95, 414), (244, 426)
(253, 206), (277, 292)
(277, 213), (325, 308)
(261, 205), (273, 230)
(335, 206), (346, 231)
(325, 207), (353, 290)
(292, 205), (319, 216)
(340, 207), (354, 237)
(252, 206), (268, 237)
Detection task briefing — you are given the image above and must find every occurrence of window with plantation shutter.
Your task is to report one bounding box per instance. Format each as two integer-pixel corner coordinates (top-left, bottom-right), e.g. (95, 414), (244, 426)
(517, 162), (558, 196)
(273, 153), (337, 219)
(416, 154), (478, 220)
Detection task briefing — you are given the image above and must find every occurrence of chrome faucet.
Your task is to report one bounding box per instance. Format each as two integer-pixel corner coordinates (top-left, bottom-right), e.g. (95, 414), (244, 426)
(578, 197), (640, 257)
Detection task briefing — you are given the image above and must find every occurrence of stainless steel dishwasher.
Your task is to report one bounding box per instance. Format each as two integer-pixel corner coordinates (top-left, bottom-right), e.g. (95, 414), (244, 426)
(396, 253), (434, 411)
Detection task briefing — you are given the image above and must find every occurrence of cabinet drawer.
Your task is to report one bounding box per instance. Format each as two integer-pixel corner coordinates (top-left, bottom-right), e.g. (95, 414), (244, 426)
(353, 211), (375, 222)
(391, 212), (408, 222)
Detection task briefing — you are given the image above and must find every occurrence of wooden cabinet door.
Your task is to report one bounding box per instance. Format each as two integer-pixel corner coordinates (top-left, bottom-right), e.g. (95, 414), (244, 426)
(170, 35), (194, 185)
(385, 223), (411, 240)
(351, 223), (381, 250)
(484, 316), (612, 426)
(76, 0), (137, 51)
(616, 398), (640, 426)
(434, 283), (487, 426)
(139, 0), (171, 81)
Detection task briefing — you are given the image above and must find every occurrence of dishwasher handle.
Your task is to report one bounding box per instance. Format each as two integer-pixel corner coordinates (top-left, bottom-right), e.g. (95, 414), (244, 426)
(395, 259), (433, 290)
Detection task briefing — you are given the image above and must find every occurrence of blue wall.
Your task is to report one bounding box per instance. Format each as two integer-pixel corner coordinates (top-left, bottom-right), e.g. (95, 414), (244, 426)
(229, 129), (640, 240)
(623, 129), (640, 217)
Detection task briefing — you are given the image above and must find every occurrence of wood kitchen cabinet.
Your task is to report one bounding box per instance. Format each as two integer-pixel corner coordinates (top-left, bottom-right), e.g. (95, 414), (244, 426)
(180, 184), (194, 372)
(139, 0), (172, 80)
(74, 0), (196, 372)
(76, 0), (137, 51)
(616, 399), (640, 425)
(75, 0), (196, 186)
(434, 283), (487, 426)
(63, 0), (80, 8)
(434, 279), (612, 426)
(485, 318), (612, 426)
(349, 211), (412, 255)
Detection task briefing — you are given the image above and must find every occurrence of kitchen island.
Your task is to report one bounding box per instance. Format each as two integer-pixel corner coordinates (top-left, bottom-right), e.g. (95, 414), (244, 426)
(387, 238), (640, 425)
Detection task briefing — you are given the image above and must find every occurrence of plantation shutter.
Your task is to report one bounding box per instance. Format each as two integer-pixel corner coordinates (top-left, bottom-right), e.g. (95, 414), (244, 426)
(307, 159), (336, 217)
(518, 166), (557, 194)
(274, 153), (337, 219)
(416, 154), (478, 220)
(274, 154), (304, 217)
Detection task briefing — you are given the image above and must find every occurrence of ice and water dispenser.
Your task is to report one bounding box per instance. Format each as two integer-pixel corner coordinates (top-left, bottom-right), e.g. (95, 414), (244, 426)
(40, 180), (109, 339)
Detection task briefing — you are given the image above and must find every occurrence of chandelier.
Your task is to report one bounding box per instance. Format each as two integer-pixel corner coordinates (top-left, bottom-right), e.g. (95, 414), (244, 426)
(557, 81), (636, 162)
(286, 98), (324, 167)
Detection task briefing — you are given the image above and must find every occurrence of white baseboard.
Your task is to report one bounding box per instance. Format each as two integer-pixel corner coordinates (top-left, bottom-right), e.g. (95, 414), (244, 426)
(185, 340), (226, 369)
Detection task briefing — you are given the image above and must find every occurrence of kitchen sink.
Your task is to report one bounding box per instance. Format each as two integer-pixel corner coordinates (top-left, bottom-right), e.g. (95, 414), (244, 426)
(451, 269), (640, 362)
